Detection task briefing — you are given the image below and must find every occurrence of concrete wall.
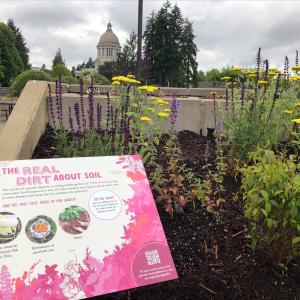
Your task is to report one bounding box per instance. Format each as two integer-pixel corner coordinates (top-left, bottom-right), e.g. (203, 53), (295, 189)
(0, 82), (229, 160)
(0, 81), (49, 160)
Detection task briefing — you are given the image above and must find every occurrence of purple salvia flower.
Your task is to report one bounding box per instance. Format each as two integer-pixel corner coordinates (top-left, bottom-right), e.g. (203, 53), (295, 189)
(119, 105), (124, 135)
(48, 83), (56, 128)
(68, 106), (74, 134)
(225, 86), (229, 112)
(215, 120), (223, 144)
(296, 50), (299, 66)
(74, 102), (81, 133)
(170, 94), (179, 134)
(96, 103), (102, 133)
(230, 78), (235, 117)
(212, 91), (217, 128)
(55, 79), (61, 125)
(123, 117), (131, 155)
(204, 140), (211, 163)
(110, 105), (114, 133)
(88, 78), (94, 130)
(111, 108), (118, 155)
(58, 76), (63, 125)
(240, 78), (245, 111)
(79, 78), (86, 131)
(106, 92), (111, 131)
(284, 56), (289, 80)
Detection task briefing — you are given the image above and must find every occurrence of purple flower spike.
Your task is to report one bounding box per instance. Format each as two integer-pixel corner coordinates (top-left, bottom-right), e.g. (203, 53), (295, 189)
(48, 83), (56, 128)
(74, 102), (81, 134)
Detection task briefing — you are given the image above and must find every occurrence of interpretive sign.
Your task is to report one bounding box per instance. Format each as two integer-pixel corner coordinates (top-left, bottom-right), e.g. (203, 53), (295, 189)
(0, 155), (177, 299)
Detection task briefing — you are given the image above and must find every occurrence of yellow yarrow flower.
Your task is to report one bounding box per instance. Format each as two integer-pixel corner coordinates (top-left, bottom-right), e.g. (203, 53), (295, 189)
(268, 71), (277, 76)
(157, 112), (169, 117)
(164, 109), (171, 113)
(112, 76), (119, 81)
(156, 99), (169, 105)
(258, 80), (268, 85)
(112, 81), (120, 85)
(230, 66), (242, 71)
(269, 68), (280, 73)
(248, 73), (257, 78)
(140, 116), (152, 122)
(291, 118), (300, 124)
(127, 74), (136, 79)
(283, 109), (294, 114)
(291, 66), (300, 71)
(221, 76), (231, 81)
(147, 107), (155, 113)
(295, 102), (300, 107)
(128, 79), (141, 84)
(290, 75), (300, 81)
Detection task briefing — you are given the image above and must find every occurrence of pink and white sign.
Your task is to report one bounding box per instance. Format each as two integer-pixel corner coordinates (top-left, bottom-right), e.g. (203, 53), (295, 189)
(0, 155), (177, 299)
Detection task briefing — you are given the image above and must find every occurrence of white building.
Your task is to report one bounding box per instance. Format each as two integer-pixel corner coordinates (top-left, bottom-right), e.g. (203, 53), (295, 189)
(95, 22), (121, 70)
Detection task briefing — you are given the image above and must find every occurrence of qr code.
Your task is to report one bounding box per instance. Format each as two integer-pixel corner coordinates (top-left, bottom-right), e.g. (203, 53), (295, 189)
(145, 250), (161, 266)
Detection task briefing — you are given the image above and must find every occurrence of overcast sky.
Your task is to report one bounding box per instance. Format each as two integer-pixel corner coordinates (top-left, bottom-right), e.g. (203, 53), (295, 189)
(0, 0), (299, 71)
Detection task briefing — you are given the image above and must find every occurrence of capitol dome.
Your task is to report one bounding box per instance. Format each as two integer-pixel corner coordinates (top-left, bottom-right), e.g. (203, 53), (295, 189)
(95, 22), (121, 69)
(98, 22), (120, 46)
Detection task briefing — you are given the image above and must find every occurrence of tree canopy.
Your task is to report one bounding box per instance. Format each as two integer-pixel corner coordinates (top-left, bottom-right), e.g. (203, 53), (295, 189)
(0, 22), (24, 86)
(52, 48), (65, 68)
(143, 1), (198, 87)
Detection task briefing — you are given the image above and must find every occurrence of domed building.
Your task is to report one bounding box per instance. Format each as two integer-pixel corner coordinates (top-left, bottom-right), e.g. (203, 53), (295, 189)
(95, 22), (121, 69)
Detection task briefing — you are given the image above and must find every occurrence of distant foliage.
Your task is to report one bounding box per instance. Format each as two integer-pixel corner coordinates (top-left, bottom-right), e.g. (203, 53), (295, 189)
(52, 48), (65, 68)
(7, 19), (30, 69)
(51, 64), (71, 78)
(11, 70), (51, 96)
(98, 61), (118, 80)
(0, 22), (24, 86)
(143, 1), (198, 87)
(81, 71), (110, 85)
(116, 31), (137, 75)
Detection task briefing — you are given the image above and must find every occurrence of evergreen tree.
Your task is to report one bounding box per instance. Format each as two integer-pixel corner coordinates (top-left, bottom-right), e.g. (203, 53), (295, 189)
(7, 19), (30, 69)
(116, 31), (137, 75)
(98, 61), (117, 80)
(52, 48), (65, 68)
(85, 57), (95, 68)
(0, 22), (24, 86)
(181, 19), (198, 87)
(143, 1), (196, 86)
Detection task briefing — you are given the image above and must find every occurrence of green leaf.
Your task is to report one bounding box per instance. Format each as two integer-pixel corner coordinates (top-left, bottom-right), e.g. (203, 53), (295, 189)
(292, 237), (300, 245)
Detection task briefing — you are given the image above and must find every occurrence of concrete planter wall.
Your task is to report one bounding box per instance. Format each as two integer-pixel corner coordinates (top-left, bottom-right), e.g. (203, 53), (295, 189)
(0, 81), (227, 160)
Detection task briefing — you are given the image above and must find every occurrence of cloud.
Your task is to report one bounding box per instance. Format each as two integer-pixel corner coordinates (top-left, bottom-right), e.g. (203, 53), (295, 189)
(0, 0), (299, 71)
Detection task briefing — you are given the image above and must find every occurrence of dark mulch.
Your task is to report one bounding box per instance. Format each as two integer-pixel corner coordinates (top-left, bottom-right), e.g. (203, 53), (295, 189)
(33, 128), (300, 300)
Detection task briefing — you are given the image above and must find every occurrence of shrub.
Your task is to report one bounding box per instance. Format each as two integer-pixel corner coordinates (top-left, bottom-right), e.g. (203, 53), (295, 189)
(51, 64), (71, 78)
(11, 70), (52, 96)
(81, 71), (110, 85)
(241, 149), (300, 265)
(223, 49), (298, 165)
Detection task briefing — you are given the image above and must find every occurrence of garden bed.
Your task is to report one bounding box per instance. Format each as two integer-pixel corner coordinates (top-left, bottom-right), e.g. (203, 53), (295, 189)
(33, 128), (300, 300)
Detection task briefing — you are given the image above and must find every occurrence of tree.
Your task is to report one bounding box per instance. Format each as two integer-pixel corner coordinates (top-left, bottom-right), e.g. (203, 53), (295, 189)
(98, 61), (117, 80)
(205, 68), (221, 82)
(197, 70), (206, 82)
(116, 31), (137, 75)
(143, 1), (196, 86)
(0, 22), (24, 86)
(7, 19), (30, 69)
(51, 64), (71, 78)
(181, 19), (198, 87)
(52, 48), (65, 67)
(85, 57), (95, 69)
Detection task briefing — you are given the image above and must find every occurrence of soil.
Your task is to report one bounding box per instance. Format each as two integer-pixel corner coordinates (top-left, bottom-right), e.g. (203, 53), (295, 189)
(33, 128), (300, 300)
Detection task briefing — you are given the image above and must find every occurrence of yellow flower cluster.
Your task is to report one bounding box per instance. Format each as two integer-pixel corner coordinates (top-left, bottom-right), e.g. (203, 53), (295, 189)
(127, 74), (136, 79)
(139, 85), (158, 93)
(230, 66), (242, 71)
(291, 66), (300, 71)
(221, 76), (231, 81)
(155, 99), (169, 105)
(157, 112), (169, 118)
(147, 107), (155, 113)
(258, 80), (268, 85)
(290, 75), (300, 81)
(283, 109), (293, 114)
(140, 116), (152, 122)
(112, 75), (140, 84)
(112, 81), (120, 85)
(292, 118), (300, 124)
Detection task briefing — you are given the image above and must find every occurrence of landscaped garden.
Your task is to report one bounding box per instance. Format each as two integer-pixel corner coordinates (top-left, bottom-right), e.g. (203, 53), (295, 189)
(31, 49), (300, 299)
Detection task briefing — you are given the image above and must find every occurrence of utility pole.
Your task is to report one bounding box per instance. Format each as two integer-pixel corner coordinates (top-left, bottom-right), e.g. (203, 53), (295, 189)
(136, 0), (143, 80)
